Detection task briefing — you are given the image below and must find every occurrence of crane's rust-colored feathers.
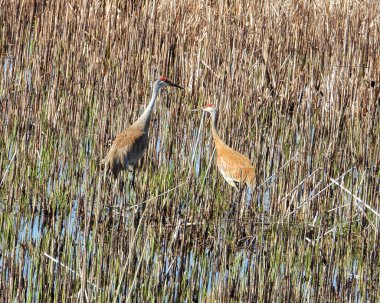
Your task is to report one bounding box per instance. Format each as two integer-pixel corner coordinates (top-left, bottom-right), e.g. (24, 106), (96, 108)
(102, 125), (147, 178)
(212, 128), (255, 189)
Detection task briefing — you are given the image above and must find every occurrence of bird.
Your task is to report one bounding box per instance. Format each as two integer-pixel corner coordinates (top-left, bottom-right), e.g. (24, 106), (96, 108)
(102, 76), (183, 178)
(201, 104), (255, 190)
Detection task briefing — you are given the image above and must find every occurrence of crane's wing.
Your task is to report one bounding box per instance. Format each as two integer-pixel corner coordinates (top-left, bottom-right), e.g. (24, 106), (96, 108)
(216, 146), (254, 186)
(102, 126), (147, 177)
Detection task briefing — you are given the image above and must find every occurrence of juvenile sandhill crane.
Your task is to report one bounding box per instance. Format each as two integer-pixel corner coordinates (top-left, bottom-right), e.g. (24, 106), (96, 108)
(103, 76), (183, 178)
(201, 104), (255, 190)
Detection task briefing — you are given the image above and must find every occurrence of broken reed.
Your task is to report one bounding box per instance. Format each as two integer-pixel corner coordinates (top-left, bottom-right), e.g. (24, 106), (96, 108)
(0, 0), (379, 302)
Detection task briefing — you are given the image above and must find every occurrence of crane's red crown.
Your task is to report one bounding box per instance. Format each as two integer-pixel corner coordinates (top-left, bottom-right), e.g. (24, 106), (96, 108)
(160, 76), (168, 81)
(204, 104), (214, 108)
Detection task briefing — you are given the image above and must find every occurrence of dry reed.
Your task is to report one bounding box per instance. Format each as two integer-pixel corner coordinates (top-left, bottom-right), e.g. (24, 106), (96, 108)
(0, 0), (379, 301)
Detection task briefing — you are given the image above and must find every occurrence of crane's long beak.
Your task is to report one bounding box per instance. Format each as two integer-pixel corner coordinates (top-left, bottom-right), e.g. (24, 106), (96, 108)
(189, 108), (200, 112)
(166, 80), (184, 89)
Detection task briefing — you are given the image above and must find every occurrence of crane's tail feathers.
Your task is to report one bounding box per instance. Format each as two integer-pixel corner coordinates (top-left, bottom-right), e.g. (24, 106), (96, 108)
(101, 148), (122, 178)
(101, 149), (114, 171)
(244, 168), (256, 190)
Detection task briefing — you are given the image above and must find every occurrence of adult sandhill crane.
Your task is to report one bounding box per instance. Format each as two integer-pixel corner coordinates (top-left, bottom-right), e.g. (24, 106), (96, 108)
(201, 104), (255, 190)
(103, 76), (183, 178)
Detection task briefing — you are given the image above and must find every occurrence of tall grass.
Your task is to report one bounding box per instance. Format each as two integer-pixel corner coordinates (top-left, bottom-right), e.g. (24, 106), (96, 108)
(1, 0), (379, 301)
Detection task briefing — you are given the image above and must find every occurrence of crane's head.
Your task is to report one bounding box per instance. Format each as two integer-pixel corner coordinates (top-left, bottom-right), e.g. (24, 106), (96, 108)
(155, 76), (183, 89)
(201, 104), (217, 113)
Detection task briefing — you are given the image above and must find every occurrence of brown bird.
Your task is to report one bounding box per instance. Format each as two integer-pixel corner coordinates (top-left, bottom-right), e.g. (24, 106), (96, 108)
(102, 76), (183, 178)
(202, 104), (255, 190)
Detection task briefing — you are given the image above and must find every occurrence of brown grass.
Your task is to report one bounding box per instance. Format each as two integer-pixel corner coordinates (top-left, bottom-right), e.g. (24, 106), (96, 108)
(0, 0), (379, 302)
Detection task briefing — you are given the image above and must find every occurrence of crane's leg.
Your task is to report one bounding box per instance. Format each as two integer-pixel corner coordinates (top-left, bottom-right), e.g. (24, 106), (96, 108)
(130, 167), (136, 188)
(138, 156), (144, 168)
(239, 188), (247, 220)
(227, 183), (245, 219)
(118, 178), (125, 192)
(227, 193), (237, 219)
(227, 185), (239, 219)
(102, 169), (114, 196)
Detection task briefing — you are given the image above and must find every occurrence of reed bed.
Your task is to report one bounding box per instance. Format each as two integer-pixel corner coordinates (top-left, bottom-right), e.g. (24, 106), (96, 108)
(0, 0), (379, 301)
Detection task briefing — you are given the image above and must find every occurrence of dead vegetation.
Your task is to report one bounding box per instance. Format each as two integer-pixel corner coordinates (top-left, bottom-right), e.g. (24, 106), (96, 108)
(0, 0), (379, 301)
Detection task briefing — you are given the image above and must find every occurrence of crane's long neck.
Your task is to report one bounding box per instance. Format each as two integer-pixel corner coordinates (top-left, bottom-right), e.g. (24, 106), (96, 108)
(134, 83), (160, 131)
(210, 110), (226, 149)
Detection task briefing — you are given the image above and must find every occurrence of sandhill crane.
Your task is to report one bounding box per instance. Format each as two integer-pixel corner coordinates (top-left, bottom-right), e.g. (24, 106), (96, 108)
(201, 104), (255, 190)
(102, 76), (183, 178)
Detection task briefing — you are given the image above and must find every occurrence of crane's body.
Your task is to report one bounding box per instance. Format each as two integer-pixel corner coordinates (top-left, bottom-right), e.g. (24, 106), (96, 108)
(103, 76), (182, 178)
(202, 104), (255, 190)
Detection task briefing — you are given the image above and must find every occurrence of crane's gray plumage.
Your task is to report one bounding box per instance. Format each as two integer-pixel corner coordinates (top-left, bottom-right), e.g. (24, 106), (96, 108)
(102, 77), (183, 178)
